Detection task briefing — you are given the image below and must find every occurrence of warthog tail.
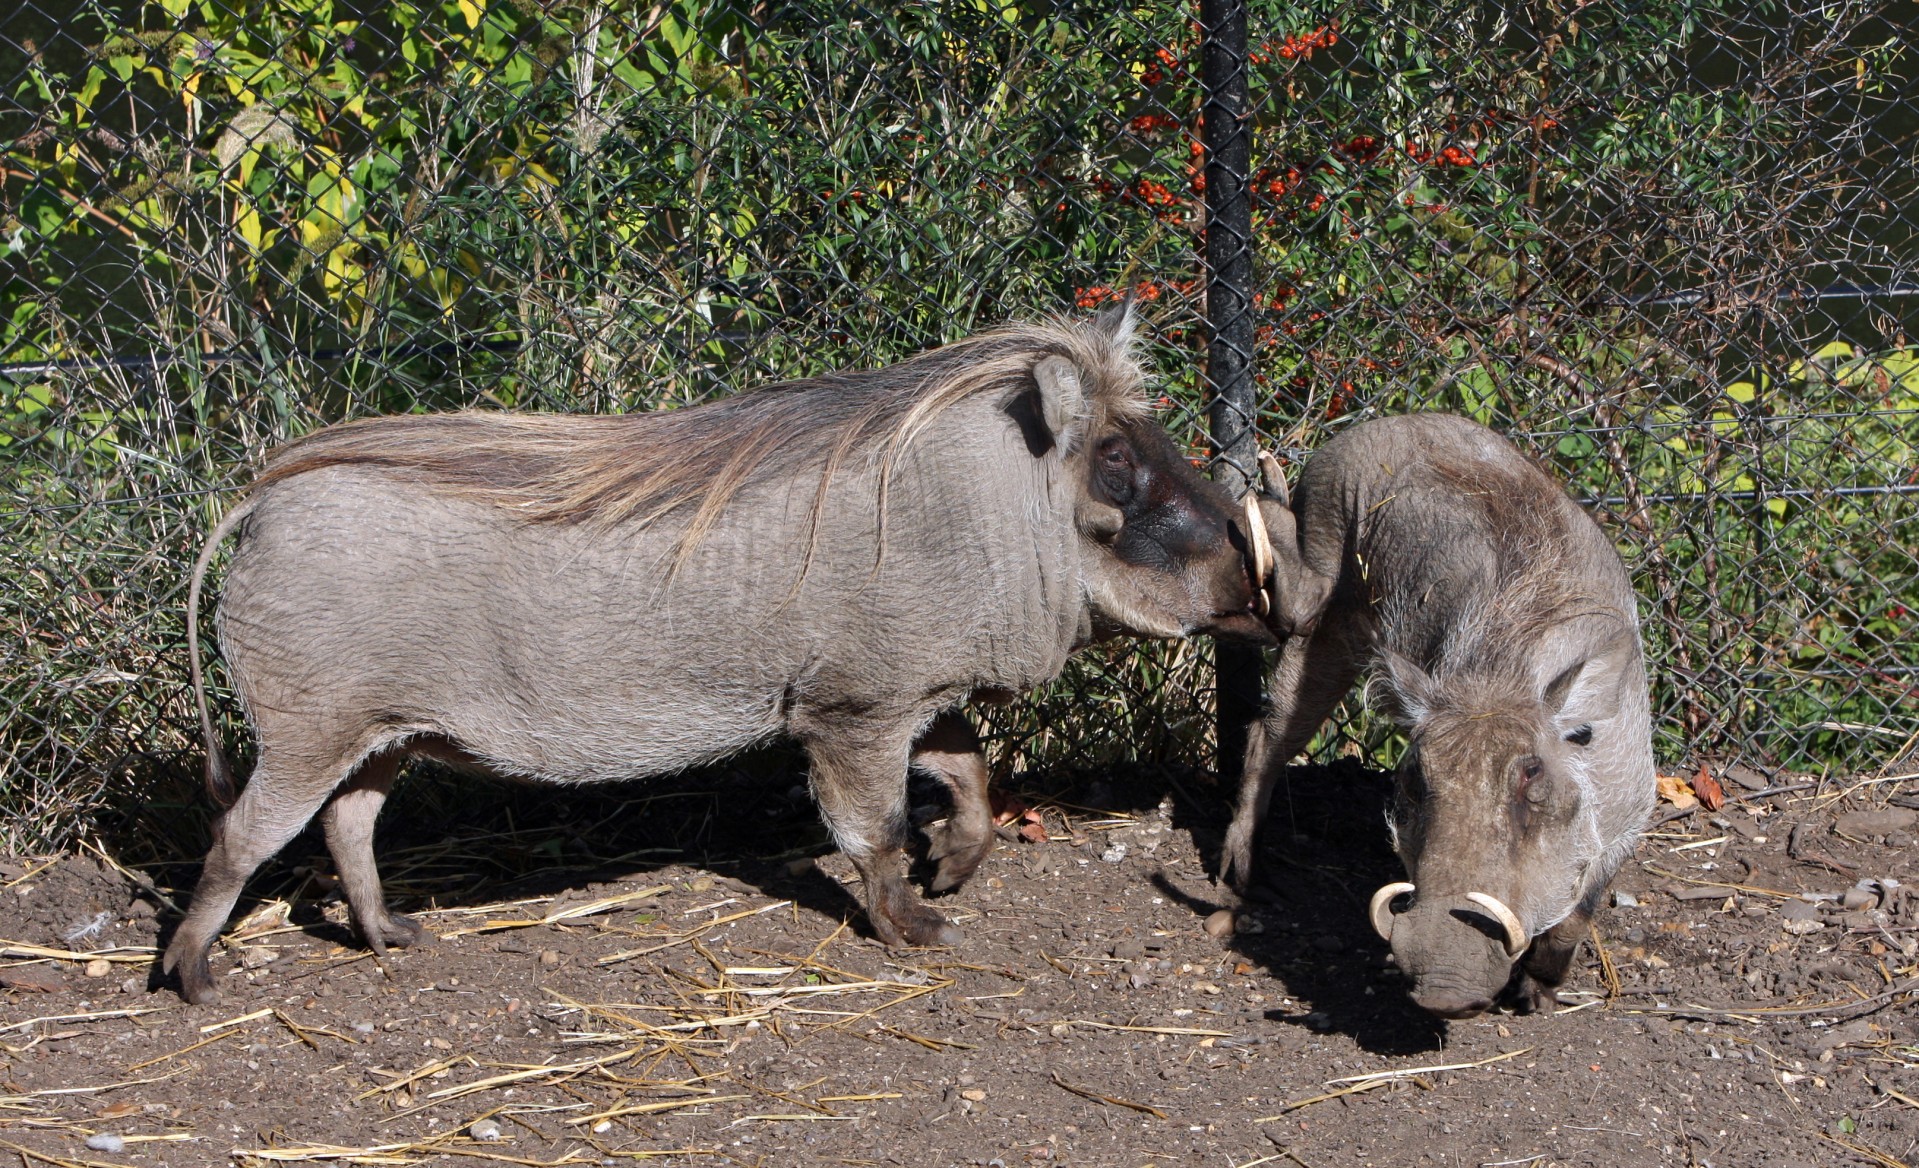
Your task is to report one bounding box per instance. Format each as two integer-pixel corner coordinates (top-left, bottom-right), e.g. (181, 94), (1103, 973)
(188, 498), (256, 809)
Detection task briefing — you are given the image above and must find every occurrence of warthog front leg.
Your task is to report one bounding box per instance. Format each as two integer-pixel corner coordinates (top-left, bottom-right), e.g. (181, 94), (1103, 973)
(1501, 908), (1590, 1014)
(911, 710), (993, 893)
(801, 713), (962, 948)
(1220, 620), (1362, 901)
(319, 752), (427, 955)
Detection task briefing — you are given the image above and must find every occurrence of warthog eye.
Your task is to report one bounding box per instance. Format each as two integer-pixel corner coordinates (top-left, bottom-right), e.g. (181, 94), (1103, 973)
(1565, 724), (1593, 746)
(1516, 756), (1546, 804)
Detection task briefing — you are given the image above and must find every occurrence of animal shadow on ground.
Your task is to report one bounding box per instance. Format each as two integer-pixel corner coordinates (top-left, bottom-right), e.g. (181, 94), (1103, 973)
(1080, 757), (1450, 1056)
(137, 735), (1443, 1054)
(141, 743), (905, 992)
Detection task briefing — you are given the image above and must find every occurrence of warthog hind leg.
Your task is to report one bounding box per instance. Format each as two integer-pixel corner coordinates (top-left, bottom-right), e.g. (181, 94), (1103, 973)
(911, 710), (994, 893)
(320, 752), (427, 954)
(802, 714), (962, 948)
(162, 749), (343, 1005)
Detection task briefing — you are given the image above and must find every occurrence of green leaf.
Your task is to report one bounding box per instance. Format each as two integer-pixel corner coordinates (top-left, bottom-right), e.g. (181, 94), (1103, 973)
(23, 187), (64, 236)
(1723, 380), (1756, 404)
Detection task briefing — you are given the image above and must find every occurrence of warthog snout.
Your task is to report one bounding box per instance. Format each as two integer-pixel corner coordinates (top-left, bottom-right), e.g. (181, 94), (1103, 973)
(1082, 417), (1274, 646)
(1370, 882), (1531, 1020)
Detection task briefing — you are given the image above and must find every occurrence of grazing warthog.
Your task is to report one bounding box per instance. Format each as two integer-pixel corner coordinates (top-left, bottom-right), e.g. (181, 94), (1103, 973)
(164, 305), (1275, 1004)
(1228, 412), (1654, 1018)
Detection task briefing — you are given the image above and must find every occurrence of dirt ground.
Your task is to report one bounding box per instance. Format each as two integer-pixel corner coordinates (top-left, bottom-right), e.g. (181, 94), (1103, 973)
(2, 757), (1915, 1168)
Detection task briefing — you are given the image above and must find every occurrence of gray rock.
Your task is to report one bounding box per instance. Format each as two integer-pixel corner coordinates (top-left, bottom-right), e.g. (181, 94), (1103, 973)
(1886, 831), (1914, 849)
(1112, 939), (1145, 961)
(1835, 809), (1918, 839)
(85, 1134), (125, 1154)
(1780, 899), (1822, 922)
(469, 1118), (503, 1141)
(1613, 890), (1640, 908)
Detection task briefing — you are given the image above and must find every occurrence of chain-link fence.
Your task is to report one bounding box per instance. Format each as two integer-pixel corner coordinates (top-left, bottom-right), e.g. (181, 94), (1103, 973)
(4, 0), (1915, 854)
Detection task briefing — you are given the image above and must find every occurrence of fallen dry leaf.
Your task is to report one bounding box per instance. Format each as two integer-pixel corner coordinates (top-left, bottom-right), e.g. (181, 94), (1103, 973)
(991, 791), (1048, 842)
(1656, 773), (1698, 810)
(1691, 764), (1726, 811)
(990, 791), (1028, 827)
(95, 1101), (140, 1119)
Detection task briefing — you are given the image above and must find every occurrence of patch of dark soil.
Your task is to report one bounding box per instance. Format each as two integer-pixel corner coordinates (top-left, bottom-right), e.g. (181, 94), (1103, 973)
(3, 762), (1915, 1168)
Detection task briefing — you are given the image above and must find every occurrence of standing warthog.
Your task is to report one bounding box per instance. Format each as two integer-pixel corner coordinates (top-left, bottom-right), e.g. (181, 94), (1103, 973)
(164, 305), (1275, 1005)
(1229, 412), (1654, 1018)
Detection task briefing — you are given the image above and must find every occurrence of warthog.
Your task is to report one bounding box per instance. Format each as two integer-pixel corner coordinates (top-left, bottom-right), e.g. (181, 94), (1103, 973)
(164, 306), (1274, 1004)
(1230, 412), (1654, 1017)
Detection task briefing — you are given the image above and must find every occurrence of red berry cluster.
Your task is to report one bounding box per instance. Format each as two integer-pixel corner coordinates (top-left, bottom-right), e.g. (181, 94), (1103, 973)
(1129, 113), (1181, 135)
(1251, 25), (1337, 65)
(1337, 135), (1382, 163)
(1405, 142), (1479, 167)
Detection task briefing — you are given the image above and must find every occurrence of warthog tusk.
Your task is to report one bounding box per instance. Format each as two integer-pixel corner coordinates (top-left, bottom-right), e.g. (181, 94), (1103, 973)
(1369, 881), (1416, 942)
(1464, 892), (1528, 957)
(1256, 449), (1288, 507)
(1243, 491), (1274, 617)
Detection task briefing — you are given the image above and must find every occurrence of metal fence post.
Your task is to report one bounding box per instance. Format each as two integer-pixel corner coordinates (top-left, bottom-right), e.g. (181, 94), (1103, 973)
(1201, 0), (1263, 783)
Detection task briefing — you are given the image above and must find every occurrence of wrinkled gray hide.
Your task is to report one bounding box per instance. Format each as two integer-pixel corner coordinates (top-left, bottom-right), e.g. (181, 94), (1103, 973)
(1228, 412), (1654, 1018)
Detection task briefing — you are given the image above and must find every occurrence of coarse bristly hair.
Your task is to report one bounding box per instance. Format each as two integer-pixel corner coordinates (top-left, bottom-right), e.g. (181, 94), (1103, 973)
(251, 312), (1150, 558)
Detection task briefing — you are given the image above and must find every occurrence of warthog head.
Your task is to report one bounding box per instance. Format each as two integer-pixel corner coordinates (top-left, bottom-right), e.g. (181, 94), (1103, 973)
(1368, 621), (1638, 1018)
(1038, 305), (1271, 646)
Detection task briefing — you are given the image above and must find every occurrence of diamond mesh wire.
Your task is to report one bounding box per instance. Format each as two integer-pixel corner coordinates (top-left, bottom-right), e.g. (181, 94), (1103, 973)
(3, 0), (1914, 852)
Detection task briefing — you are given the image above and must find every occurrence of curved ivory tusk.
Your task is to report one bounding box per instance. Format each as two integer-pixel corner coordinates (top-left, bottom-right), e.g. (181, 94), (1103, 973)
(1369, 881), (1417, 942)
(1243, 491), (1274, 617)
(1464, 892), (1529, 957)
(1256, 449), (1289, 507)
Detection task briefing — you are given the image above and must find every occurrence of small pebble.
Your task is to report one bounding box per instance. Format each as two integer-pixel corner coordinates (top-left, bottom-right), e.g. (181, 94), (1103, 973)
(1612, 891), (1640, 908)
(83, 958), (111, 978)
(1100, 843), (1128, 864)
(1203, 909), (1237, 940)
(538, 950), (560, 967)
(1840, 887), (1878, 911)
(85, 1134), (125, 1153)
(469, 1119), (502, 1141)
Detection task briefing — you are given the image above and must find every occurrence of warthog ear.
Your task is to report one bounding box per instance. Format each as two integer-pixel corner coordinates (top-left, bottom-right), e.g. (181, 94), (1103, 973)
(1373, 646), (1440, 728)
(1091, 296), (1139, 348)
(1032, 355), (1088, 452)
(1540, 624), (1637, 730)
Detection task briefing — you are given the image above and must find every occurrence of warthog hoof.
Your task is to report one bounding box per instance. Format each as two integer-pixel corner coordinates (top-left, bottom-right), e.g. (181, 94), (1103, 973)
(161, 942), (222, 1006)
(1499, 970), (1562, 1016)
(925, 819), (994, 893)
(871, 893), (963, 948)
(360, 911), (430, 953)
(898, 909), (964, 948)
